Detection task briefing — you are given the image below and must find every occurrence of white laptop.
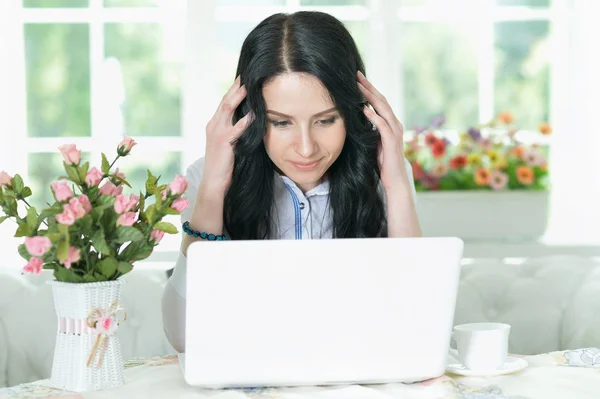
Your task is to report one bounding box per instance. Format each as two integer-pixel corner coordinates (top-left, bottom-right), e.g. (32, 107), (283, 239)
(180, 237), (463, 388)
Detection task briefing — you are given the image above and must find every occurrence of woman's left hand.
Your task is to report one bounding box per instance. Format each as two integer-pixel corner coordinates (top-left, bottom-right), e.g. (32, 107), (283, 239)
(357, 71), (409, 191)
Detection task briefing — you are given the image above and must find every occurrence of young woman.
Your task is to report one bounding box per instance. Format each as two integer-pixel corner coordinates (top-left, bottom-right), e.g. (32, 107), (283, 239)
(162, 11), (421, 352)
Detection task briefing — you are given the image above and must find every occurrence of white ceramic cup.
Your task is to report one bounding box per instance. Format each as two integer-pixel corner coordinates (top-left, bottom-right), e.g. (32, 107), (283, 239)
(451, 322), (511, 372)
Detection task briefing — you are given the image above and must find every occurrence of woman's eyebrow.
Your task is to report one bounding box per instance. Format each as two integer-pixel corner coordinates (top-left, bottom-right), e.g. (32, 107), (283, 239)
(266, 107), (338, 118)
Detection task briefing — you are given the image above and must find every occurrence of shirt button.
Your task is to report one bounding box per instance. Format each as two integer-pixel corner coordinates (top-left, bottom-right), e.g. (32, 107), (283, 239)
(299, 202), (305, 210)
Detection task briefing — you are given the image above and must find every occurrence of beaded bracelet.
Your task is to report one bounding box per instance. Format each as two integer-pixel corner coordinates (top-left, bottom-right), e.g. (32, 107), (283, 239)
(182, 221), (229, 241)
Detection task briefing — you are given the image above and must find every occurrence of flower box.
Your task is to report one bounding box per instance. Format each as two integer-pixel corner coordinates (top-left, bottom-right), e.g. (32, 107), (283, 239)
(415, 190), (549, 241)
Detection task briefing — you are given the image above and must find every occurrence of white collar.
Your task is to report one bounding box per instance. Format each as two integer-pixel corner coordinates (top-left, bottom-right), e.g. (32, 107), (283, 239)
(278, 174), (330, 197)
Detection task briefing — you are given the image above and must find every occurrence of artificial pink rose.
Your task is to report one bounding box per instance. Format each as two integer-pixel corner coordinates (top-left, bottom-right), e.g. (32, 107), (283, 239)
(57, 144), (81, 165)
(99, 181), (123, 197)
(114, 194), (130, 214)
(114, 194), (138, 214)
(51, 180), (74, 202)
(168, 175), (188, 196)
(171, 198), (189, 213)
(56, 206), (76, 226)
(161, 189), (168, 201)
(23, 257), (44, 275)
(129, 194), (139, 205)
(150, 229), (164, 244)
(79, 194), (92, 213)
(96, 315), (118, 335)
(116, 212), (137, 227)
(68, 197), (87, 219)
(113, 168), (126, 180)
(25, 236), (52, 257)
(117, 137), (137, 155)
(0, 171), (12, 187)
(60, 246), (81, 269)
(85, 167), (104, 187)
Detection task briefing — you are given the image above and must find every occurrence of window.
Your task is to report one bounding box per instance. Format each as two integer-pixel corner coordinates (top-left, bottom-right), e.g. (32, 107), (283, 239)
(0, 0), (595, 269)
(0, 0), (187, 267)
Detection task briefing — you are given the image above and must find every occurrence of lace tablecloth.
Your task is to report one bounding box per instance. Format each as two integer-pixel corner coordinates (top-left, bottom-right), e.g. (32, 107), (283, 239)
(1, 348), (599, 399)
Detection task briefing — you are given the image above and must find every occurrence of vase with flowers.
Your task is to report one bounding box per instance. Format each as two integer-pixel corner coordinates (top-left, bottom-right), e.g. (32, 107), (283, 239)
(0, 138), (189, 392)
(405, 112), (551, 241)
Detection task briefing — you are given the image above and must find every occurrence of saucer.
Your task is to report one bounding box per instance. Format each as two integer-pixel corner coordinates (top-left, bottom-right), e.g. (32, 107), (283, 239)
(446, 352), (528, 377)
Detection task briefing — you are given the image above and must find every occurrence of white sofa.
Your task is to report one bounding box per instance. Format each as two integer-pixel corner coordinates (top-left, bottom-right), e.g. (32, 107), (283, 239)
(1, 256), (600, 388)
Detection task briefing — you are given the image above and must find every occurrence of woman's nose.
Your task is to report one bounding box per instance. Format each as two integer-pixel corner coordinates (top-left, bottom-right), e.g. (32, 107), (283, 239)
(294, 128), (318, 158)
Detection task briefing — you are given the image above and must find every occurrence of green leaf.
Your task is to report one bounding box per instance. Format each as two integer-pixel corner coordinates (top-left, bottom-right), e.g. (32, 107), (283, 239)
(145, 170), (158, 194)
(117, 261), (133, 274)
(163, 207), (180, 215)
(57, 222), (69, 236)
(57, 239), (69, 263)
(112, 174), (131, 188)
(14, 222), (30, 238)
(155, 191), (163, 209)
(79, 162), (89, 183)
(118, 241), (152, 262)
(97, 257), (117, 278)
(55, 267), (82, 282)
(83, 275), (97, 282)
(91, 204), (112, 222)
(94, 272), (108, 282)
(101, 153), (111, 175)
(64, 163), (81, 184)
(153, 221), (178, 234)
(54, 267), (83, 283)
(77, 214), (94, 232)
(18, 244), (31, 261)
(5, 195), (17, 214)
(87, 186), (99, 199)
(145, 204), (157, 223)
(0, 216), (8, 225)
(21, 187), (32, 199)
(43, 262), (59, 270)
(11, 174), (24, 195)
(46, 233), (62, 243)
(88, 251), (99, 270)
(92, 228), (112, 256)
(138, 192), (145, 219)
(113, 226), (144, 244)
(96, 195), (115, 206)
(128, 245), (153, 262)
(38, 208), (61, 227)
(55, 267), (73, 282)
(26, 206), (38, 232)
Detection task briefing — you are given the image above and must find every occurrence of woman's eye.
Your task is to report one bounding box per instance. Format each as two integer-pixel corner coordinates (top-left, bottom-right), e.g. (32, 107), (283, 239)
(317, 117), (337, 125)
(270, 120), (290, 128)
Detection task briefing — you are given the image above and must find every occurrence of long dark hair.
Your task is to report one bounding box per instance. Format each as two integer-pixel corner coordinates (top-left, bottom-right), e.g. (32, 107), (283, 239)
(224, 11), (387, 239)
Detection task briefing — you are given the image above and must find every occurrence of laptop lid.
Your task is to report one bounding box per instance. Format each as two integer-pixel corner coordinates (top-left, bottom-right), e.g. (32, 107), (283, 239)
(184, 237), (463, 388)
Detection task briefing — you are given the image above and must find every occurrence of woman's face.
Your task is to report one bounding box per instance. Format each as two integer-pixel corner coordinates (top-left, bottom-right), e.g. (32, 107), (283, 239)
(262, 72), (346, 192)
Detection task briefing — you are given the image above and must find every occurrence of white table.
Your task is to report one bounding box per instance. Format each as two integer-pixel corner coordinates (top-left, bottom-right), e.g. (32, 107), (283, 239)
(1, 348), (599, 399)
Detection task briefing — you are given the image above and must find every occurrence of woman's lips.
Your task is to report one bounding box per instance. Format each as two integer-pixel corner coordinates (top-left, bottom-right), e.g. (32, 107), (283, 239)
(289, 160), (320, 171)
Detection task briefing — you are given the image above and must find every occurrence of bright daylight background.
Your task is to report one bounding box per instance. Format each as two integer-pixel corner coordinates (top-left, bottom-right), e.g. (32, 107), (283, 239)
(0, 0), (598, 268)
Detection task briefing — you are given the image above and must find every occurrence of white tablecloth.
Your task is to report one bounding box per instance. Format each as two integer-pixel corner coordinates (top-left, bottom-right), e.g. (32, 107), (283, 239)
(1, 348), (599, 399)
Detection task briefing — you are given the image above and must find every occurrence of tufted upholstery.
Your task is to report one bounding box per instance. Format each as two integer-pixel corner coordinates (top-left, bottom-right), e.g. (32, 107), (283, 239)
(1, 256), (600, 388)
(454, 256), (600, 355)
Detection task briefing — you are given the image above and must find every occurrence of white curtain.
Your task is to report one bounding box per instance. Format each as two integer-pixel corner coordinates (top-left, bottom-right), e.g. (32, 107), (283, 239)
(545, 0), (600, 244)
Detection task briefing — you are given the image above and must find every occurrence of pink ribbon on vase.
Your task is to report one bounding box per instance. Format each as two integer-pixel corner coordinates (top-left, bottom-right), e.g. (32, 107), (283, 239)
(86, 300), (126, 368)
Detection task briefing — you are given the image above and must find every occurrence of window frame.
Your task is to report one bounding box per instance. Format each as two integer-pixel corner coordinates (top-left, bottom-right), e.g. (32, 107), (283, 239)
(1, 0), (586, 266)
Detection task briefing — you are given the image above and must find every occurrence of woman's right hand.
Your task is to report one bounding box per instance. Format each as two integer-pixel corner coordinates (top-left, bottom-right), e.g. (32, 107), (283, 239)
(202, 75), (253, 192)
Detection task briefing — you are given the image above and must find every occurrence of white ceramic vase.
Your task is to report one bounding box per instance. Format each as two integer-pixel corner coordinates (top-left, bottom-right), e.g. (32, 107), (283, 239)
(49, 279), (125, 392)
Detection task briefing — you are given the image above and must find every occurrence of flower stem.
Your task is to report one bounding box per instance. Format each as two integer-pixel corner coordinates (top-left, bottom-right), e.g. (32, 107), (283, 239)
(109, 155), (120, 172)
(19, 198), (49, 227)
